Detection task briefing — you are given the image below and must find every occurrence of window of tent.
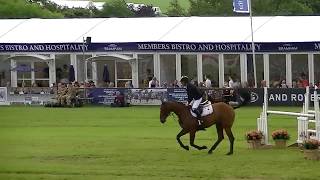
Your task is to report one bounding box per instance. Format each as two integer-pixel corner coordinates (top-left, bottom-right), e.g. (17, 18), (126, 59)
(96, 59), (115, 87)
(247, 54), (264, 88)
(202, 54), (219, 87)
(138, 54), (154, 88)
(314, 54), (320, 86)
(181, 54), (197, 84)
(55, 54), (71, 84)
(0, 55), (10, 87)
(116, 61), (132, 87)
(34, 61), (49, 87)
(76, 54), (92, 83)
(269, 54), (286, 88)
(292, 54), (309, 87)
(160, 54), (176, 87)
(224, 54), (241, 87)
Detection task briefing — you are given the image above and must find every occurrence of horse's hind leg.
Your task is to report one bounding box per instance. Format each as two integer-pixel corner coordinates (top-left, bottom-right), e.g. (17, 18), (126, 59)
(208, 124), (224, 154)
(225, 127), (235, 155)
(189, 130), (207, 150)
(176, 129), (189, 151)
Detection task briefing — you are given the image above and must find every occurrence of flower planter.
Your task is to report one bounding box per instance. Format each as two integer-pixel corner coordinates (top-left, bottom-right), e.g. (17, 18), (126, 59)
(274, 139), (287, 148)
(247, 140), (261, 149)
(303, 149), (320, 160)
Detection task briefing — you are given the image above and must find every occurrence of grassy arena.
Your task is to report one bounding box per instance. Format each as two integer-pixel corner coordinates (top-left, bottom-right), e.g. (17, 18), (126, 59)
(0, 106), (320, 180)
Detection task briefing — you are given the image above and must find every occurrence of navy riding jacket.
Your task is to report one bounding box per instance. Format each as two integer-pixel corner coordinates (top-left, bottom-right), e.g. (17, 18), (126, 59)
(186, 83), (203, 103)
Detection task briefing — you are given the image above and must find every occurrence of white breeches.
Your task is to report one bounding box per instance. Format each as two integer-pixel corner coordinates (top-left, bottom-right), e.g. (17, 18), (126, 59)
(190, 97), (202, 110)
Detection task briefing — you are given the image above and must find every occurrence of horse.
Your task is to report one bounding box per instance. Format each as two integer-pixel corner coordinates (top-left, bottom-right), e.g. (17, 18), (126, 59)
(160, 101), (236, 155)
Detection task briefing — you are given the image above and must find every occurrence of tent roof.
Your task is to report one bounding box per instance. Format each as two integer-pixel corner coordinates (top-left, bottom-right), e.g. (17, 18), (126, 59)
(0, 16), (319, 43)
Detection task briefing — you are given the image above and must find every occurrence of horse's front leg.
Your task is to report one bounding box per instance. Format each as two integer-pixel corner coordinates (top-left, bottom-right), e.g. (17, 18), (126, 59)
(189, 130), (207, 150)
(176, 129), (189, 151)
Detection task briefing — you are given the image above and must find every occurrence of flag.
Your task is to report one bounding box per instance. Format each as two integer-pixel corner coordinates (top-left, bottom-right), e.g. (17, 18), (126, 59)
(233, 0), (250, 13)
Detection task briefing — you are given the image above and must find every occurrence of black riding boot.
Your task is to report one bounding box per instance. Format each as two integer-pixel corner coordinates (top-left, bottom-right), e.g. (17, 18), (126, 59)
(193, 108), (206, 131)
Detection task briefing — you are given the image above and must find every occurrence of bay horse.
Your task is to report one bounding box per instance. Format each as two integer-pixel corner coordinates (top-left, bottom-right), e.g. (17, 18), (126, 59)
(160, 101), (236, 155)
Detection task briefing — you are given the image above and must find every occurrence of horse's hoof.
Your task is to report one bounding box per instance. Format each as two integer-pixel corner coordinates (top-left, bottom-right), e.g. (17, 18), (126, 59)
(201, 146), (207, 150)
(208, 150), (213, 154)
(226, 152), (233, 155)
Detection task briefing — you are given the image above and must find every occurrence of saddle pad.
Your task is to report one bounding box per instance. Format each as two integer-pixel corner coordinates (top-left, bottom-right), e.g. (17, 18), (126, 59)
(190, 101), (213, 118)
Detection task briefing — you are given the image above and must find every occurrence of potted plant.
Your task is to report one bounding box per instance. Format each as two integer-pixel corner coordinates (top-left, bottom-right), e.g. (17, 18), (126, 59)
(245, 130), (263, 149)
(303, 139), (320, 160)
(271, 129), (290, 148)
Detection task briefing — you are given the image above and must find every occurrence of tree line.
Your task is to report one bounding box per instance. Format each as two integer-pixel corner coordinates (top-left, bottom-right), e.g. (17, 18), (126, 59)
(0, 0), (320, 18)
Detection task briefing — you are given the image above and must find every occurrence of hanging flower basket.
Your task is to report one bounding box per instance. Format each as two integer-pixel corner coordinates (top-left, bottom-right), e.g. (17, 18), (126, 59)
(272, 129), (290, 148)
(274, 139), (287, 148)
(245, 130), (263, 149)
(247, 139), (262, 149)
(303, 139), (320, 160)
(303, 149), (320, 160)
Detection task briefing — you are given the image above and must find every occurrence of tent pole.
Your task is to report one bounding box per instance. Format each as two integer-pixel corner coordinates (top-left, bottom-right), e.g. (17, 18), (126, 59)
(249, 0), (257, 88)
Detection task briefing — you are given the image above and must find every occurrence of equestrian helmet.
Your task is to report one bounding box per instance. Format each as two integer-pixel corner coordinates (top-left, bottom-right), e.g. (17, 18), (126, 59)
(180, 76), (189, 83)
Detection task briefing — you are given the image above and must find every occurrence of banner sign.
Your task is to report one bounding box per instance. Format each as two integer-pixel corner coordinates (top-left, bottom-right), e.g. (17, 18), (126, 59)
(87, 88), (320, 106)
(0, 87), (8, 103)
(233, 0), (250, 13)
(1, 42), (320, 53)
(88, 88), (167, 105)
(126, 88), (167, 105)
(249, 88), (320, 106)
(167, 88), (187, 102)
(88, 88), (127, 104)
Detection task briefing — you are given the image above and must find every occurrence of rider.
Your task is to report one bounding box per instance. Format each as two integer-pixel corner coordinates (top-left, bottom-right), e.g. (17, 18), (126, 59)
(180, 76), (204, 119)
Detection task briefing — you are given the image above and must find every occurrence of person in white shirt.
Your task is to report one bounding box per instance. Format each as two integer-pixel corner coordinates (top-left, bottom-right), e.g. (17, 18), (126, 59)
(228, 76), (234, 88)
(148, 77), (159, 88)
(204, 75), (212, 88)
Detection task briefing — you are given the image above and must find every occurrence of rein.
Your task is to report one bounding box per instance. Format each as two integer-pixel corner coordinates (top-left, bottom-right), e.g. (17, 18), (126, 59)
(170, 112), (177, 122)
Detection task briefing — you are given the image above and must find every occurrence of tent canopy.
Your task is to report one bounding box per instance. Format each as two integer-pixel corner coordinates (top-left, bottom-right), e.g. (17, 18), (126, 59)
(86, 54), (135, 62)
(6, 54), (53, 62)
(0, 16), (320, 44)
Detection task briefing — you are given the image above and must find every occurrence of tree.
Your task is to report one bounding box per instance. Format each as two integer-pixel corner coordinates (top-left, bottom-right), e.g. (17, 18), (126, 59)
(99, 0), (133, 18)
(0, 0), (63, 18)
(167, 0), (186, 17)
(188, 0), (233, 16)
(253, 0), (313, 15)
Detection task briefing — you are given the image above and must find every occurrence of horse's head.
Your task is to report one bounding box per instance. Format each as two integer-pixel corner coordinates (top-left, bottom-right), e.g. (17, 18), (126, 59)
(160, 101), (171, 123)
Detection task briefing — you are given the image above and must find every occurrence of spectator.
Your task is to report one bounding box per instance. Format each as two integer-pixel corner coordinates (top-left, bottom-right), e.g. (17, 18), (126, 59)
(228, 76), (234, 88)
(223, 81), (229, 88)
(260, 80), (267, 88)
(299, 73), (309, 88)
(125, 81), (133, 88)
(241, 81), (249, 88)
(204, 75), (212, 88)
(148, 77), (159, 88)
(279, 79), (288, 88)
(233, 78), (241, 89)
(109, 82), (115, 88)
(292, 80), (298, 88)
(161, 82), (168, 88)
(171, 80), (179, 88)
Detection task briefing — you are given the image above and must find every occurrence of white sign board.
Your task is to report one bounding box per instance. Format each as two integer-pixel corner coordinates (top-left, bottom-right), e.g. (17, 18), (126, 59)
(0, 87), (9, 105)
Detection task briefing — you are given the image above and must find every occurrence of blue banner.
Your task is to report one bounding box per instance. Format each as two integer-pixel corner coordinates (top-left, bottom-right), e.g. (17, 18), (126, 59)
(167, 88), (187, 102)
(233, 0), (250, 13)
(87, 88), (320, 106)
(1, 42), (320, 53)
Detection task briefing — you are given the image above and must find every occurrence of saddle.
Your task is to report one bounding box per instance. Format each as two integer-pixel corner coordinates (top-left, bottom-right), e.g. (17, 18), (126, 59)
(190, 100), (213, 118)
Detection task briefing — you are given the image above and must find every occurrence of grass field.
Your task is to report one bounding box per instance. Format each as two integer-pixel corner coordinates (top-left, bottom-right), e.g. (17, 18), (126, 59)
(1, 106), (320, 180)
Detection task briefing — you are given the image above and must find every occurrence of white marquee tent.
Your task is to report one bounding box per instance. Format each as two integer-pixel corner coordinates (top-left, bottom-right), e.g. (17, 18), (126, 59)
(0, 16), (320, 89)
(0, 16), (320, 43)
